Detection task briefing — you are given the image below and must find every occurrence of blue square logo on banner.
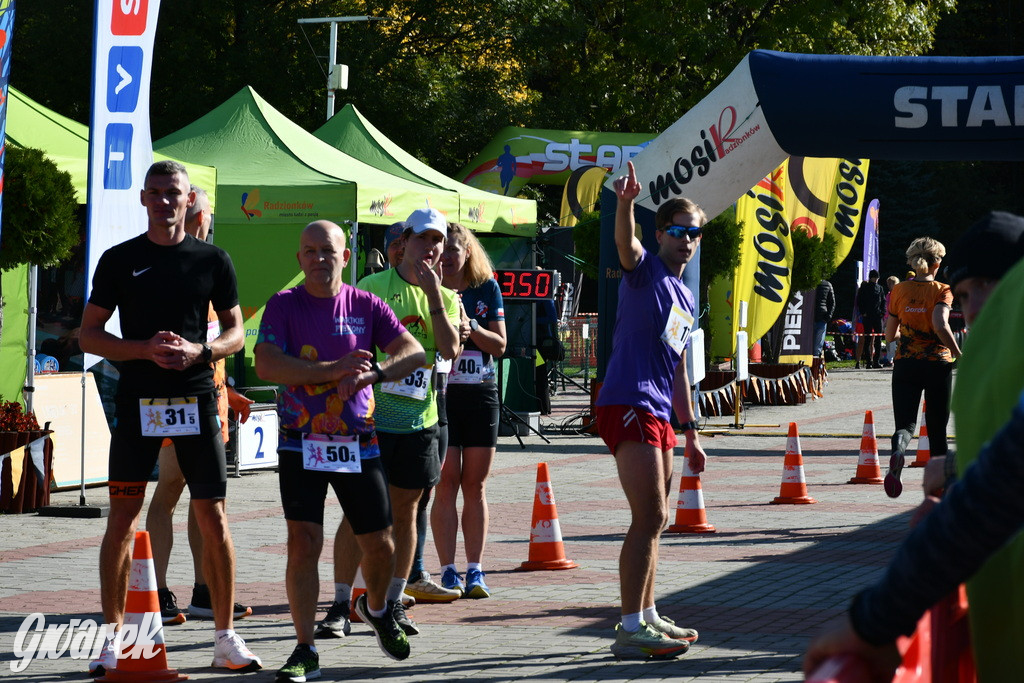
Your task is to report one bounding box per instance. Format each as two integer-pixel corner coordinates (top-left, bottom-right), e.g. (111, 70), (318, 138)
(104, 123), (134, 190)
(107, 46), (143, 113)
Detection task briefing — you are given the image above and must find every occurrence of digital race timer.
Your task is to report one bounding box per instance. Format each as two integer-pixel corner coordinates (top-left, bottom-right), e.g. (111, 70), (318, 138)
(492, 269), (561, 301)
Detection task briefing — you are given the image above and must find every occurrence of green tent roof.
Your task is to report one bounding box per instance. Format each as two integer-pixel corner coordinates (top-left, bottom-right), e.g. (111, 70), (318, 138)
(155, 86), (461, 226)
(6, 86), (217, 206)
(315, 104), (536, 236)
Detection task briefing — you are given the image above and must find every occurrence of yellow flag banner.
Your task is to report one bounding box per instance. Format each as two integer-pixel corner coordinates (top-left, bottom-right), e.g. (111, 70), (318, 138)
(726, 157), (870, 354)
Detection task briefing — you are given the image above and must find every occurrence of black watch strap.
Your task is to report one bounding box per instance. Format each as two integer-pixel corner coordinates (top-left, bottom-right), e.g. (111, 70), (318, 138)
(200, 343), (213, 363)
(372, 361), (386, 385)
(681, 420), (699, 433)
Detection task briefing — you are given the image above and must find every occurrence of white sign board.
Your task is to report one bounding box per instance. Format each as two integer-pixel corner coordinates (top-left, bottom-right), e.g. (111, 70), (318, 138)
(235, 406), (279, 471)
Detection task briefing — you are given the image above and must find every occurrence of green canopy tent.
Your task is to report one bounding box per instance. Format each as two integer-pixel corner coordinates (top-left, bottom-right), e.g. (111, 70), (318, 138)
(314, 104), (536, 237)
(154, 86), (472, 381)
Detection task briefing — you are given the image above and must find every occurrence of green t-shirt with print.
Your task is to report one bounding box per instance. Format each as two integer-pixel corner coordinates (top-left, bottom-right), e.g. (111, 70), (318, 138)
(357, 268), (458, 433)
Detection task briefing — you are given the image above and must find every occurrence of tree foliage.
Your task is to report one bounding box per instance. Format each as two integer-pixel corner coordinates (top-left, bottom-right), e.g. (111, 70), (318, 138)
(0, 147), (80, 271)
(791, 229), (838, 293)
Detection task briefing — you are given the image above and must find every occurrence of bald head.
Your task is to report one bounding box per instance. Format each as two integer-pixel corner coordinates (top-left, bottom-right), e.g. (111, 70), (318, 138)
(185, 185), (211, 241)
(299, 220), (350, 297)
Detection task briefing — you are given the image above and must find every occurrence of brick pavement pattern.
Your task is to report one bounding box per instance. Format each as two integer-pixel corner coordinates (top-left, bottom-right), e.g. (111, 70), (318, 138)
(1, 369), (943, 681)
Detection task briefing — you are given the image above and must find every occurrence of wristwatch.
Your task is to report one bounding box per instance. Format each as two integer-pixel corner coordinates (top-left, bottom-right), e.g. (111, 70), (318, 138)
(372, 361), (386, 385)
(469, 319), (480, 332)
(681, 420), (699, 434)
(200, 343), (213, 363)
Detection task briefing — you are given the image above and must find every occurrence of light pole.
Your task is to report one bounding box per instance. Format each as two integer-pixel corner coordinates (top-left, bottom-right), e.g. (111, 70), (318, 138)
(297, 15), (388, 120)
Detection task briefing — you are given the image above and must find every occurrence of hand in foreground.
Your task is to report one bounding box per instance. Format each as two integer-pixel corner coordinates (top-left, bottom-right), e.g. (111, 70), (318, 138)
(804, 614), (901, 683)
(612, 160), (641, 203)
(684, 436), (707, 474)
(149, 331), (192, 370)
(334, 349), (375, 379)
(226, 386), (254, 423)
(412, 258), (442, 296)
(921, 456), (947, 497)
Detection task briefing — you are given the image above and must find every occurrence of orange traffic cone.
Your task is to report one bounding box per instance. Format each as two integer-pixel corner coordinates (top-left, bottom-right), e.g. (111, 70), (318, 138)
(849, 410), (883, 484)
(909, 402), (930, 468)
(349, 567), (367, 623)
(666, 458), (716, 533)
(517, 462), (578, 570)
(771, 423), (817, 504)
(98, 531), (187, 682)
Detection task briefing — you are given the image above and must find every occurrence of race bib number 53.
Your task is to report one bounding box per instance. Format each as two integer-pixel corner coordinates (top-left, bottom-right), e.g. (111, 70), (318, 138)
(380, 364), (431, 400)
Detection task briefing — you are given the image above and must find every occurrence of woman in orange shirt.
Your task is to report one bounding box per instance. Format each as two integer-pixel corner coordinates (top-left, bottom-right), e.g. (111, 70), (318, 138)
(883, 237), (961, 498)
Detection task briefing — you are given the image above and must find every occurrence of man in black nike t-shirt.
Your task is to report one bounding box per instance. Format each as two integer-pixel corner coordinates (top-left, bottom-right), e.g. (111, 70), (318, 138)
(79, 160), (262, 675)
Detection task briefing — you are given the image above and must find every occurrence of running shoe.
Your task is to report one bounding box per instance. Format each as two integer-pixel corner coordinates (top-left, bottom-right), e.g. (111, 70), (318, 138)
(609, 622), (690, 660)
(354, 594), (410, 661)
(464, 568), (491, 599)
(440, 567), (465, 596)
(89, 638), (116, 677)
(157, 587), (186, 625)
(276, 643), (320, 682)
(314, 600), (351, 638)
(884, 429), (912, 499)
(211, 632), (262, 672)
(391, 599), (420, 636)
(188, 583), (253, 619)
(405, 572), (461, 603)
(649, 615), (699, 643)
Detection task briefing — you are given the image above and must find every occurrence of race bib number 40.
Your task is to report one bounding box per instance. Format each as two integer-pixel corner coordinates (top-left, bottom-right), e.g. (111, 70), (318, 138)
(380, 364), (431, 400)
(139, 397), (200, 437)
(302, 434), (361, 473)
(449, 350), (485, 384)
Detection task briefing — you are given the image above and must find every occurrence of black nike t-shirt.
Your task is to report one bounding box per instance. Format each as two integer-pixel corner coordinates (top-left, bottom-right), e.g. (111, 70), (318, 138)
(89, 233), (239, 399)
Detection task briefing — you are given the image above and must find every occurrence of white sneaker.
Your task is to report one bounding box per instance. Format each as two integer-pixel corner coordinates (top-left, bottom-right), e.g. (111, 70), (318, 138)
(404, 572), (461, 604)
(211, 633), (262, 672)
(89, 638), (117, 677)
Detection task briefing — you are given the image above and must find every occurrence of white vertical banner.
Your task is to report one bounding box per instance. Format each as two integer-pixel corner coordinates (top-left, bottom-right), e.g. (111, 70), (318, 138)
(85, 0), (161, 368)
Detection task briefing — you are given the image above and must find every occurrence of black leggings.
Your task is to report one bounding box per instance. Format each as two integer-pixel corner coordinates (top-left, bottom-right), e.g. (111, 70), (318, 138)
(891, 358), (953, 456)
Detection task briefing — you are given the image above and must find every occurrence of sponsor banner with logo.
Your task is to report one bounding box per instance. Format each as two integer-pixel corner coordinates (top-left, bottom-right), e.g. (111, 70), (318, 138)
(85, 0), (162, 368)
(748, 50), (1024, 160)
(0, 0), (14, 243)
(862, 198), (880, 281)
(609, 53), (788, 223)
(458, 128), (652, 198)
(712, 157), (870, 359)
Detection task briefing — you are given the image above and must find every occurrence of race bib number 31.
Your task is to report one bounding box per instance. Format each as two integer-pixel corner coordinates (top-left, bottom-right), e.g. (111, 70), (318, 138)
(302, 434), (361, 473)
(139, 397), (200, 437)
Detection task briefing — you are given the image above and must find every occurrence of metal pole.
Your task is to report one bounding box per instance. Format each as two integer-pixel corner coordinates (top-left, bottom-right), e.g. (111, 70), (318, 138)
(25, 266), (38, 412)
(327, 20), (338, 119)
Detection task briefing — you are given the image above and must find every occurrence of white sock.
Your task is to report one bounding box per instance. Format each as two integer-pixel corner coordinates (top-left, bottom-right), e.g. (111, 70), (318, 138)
(385, 577), (407, 603)
(621, 612), (643, 632)
(467, 562), (482, 572)
(334, 583), (352, 604)
(215, 629), (235, 642)
(643, 606), (659, 624)
(442, 563), (458, 575)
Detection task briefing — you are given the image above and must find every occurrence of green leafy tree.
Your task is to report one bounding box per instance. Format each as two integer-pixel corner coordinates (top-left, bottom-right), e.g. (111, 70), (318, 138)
(0, 146), (81, 348)
(0, 147), (79, 271)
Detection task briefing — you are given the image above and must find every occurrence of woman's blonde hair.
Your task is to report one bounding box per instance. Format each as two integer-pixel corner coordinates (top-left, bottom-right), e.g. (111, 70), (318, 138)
(447, 222), (495, 288)
(905, 237), (946, 276)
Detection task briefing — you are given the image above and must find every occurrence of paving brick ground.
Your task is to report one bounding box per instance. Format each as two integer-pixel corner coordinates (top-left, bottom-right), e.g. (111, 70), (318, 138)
(0, 367), (940, 681)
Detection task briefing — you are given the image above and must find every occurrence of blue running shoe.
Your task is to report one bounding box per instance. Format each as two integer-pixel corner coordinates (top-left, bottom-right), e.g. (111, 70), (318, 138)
(440, 567), (465, 597)
(464, 568), (490, 599)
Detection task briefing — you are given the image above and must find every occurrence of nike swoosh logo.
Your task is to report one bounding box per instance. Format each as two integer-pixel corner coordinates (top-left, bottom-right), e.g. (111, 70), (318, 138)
(132, 268), (151, 277)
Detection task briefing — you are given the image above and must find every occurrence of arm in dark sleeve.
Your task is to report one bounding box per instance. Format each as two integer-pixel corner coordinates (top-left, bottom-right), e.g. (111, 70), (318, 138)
(826, 282), (835, 319)
(849, 389), (1024, 644)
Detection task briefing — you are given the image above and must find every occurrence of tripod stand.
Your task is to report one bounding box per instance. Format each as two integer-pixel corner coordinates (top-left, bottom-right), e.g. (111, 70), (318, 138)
(497, 357), (550, 449)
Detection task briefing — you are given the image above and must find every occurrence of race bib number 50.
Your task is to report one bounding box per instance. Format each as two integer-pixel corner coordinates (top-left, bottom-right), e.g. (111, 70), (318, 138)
(139, 397), (200, 437)
(302, 434), (361, 473)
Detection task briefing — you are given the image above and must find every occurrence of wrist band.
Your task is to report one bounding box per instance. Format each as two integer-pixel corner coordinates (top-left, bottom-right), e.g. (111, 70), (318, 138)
(429, 307), (446, 316)
(681, 420), (699, 433)
(372, 362), (386, 385)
